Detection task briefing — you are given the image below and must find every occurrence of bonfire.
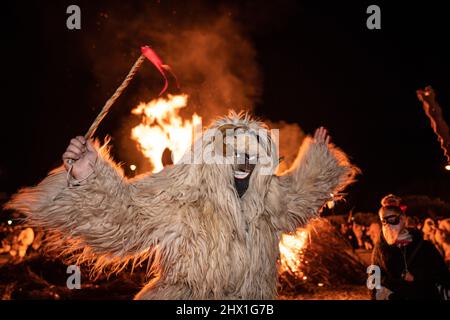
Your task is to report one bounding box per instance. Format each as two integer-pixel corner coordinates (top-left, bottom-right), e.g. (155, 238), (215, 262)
(1, 88), (368, 299)
(129, 94), (367, 296)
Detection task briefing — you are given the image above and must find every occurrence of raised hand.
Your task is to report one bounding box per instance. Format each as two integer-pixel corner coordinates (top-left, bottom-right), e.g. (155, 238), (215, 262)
(313, 126), (331, 145)
(62, 136), (98, 180)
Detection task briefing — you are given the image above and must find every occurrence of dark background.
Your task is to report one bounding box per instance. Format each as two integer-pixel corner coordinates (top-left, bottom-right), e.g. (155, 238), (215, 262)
(1, 0), (449, 213)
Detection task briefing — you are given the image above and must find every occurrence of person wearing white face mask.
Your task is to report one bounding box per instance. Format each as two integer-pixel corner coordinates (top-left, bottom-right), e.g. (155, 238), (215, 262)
(371, 194), (450, 300)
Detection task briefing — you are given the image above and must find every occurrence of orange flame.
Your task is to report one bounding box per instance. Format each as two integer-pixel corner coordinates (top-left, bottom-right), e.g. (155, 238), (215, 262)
(131, 95), (308, 277)
(279, 228), (309, 276)
(131, 94), (201, 172)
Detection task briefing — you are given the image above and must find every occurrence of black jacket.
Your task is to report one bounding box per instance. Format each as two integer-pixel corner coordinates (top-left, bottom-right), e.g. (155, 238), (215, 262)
(371, 229), (450, 300)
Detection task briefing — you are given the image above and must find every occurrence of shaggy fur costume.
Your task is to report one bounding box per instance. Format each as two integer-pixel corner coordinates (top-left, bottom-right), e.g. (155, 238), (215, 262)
(5, 112), (358, 299)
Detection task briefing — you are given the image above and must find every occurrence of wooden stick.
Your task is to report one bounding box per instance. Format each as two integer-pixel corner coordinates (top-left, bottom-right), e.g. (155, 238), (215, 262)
(67, 54), (145, 166)
(85, 54), (146, 139)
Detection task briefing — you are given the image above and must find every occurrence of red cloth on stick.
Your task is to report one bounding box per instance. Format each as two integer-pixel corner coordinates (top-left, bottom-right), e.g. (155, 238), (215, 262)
(141, 45), (180, 96)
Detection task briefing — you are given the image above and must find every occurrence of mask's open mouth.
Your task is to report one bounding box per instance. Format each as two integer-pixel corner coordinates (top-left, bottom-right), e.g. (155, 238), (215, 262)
(233, 153), (256, 180)
(233, 153), (256, 197)
(234, 170), (251, 179)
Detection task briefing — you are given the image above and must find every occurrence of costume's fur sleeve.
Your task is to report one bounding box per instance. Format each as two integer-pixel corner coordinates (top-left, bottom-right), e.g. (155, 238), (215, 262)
(4, 143), (186, 276)
(274, 137), (359, 232)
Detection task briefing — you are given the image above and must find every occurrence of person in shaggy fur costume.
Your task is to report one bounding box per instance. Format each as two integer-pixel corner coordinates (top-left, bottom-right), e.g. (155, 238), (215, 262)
(5, 112), (358, 299)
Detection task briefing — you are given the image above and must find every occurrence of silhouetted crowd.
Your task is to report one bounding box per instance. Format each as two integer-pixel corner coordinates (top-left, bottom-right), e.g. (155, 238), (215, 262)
(339, 213), (450, 268)
(340, 194), (450, 300)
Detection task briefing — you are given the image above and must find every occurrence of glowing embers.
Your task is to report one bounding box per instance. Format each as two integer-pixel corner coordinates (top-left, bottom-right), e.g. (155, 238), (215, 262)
(279, 228), (309, 276)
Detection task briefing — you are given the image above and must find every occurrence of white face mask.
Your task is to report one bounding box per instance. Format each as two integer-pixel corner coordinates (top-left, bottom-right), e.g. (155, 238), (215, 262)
(382, 223), (402, 245)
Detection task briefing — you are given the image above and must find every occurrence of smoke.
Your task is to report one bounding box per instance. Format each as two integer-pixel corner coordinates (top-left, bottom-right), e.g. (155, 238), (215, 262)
(80, 1), (303, 174)
(153, 16), (262, 121)
(266, 121), (305, 174)
(84, 3), (260, 115)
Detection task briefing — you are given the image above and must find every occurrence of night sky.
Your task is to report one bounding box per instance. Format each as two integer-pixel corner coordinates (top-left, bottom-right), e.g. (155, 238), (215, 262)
(1, 1), (449, 213)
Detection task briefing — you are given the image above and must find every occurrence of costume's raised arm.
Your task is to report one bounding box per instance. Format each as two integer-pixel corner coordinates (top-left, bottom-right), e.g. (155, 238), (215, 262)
(274, 129), (359, 232)
(4, 143), (184, 273)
